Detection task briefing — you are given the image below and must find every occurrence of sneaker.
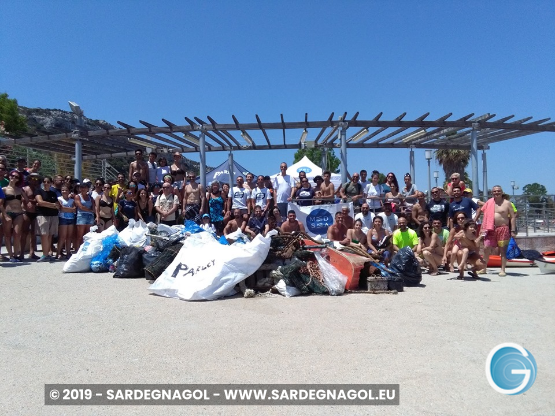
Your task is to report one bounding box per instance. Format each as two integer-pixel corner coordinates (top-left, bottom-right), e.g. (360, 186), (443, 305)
(9, 257), (21, 263)
(37, 255), (50, 263)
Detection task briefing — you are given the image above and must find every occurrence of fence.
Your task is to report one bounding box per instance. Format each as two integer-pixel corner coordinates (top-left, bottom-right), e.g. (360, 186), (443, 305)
(0, 144), (120, 181)
(512, 194), (555, 236)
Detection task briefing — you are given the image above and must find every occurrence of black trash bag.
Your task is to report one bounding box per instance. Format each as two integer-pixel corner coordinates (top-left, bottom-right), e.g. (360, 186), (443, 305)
(389, 247), (422, 286)
(142, 249), (161, 279)
(114, 246), (145, 278)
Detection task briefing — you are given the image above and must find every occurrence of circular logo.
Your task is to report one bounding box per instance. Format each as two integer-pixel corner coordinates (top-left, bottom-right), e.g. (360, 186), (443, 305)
(485, 343), (537, 395)
(306, 208), (333, 235)
(297, 167), (312, 173)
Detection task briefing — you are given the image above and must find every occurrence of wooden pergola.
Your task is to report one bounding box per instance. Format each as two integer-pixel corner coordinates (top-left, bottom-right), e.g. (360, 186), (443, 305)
(4, 111), (555, 193)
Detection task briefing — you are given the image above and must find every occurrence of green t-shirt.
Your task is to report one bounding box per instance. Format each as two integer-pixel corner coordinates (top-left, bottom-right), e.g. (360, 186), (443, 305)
(393, 228), (419, 249)
(0, 177), (8, 187)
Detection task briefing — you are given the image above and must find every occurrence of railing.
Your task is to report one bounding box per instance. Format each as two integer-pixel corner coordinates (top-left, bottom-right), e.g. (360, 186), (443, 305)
(512, 194), (555, 236)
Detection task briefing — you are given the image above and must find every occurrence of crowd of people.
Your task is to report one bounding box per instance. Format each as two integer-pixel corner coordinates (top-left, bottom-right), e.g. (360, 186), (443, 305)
(0, 152), (517, 278)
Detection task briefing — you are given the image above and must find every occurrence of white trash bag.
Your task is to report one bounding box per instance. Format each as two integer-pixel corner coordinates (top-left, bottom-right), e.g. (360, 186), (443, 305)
(314, 251), (348, 295)
(149, 233), (272, 301)
(275, 279), (302, 297)
(63, 225), (119, 273)
(119, 219), (149, 247)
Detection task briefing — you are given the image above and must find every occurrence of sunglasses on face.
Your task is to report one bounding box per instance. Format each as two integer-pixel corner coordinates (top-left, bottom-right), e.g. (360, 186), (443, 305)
(11, 175), (20, 179)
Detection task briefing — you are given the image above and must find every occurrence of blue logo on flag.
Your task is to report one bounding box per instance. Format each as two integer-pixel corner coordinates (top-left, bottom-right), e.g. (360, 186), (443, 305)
(306, 209), (333, 235)
(297, 167), (312, 173)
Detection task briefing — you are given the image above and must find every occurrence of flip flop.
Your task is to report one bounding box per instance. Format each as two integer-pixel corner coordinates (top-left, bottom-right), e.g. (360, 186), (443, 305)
(468, 271), (479, 279)
(499, 271), (507, 277)
(457, 275), (464, 280)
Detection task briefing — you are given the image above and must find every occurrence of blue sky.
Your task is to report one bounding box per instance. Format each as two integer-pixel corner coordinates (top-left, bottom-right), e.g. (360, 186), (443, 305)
(2, 1), (554, 194)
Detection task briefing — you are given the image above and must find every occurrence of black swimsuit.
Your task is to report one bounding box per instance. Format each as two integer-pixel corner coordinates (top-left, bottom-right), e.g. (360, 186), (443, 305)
(5, 194), (22, 201)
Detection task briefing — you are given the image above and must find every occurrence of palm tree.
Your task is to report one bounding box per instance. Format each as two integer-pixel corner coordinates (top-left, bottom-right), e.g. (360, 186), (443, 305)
(434, 149), (470, 185)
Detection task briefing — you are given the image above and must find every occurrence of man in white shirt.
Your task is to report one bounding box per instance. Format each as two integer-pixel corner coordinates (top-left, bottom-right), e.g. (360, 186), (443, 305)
(354, 203), (374, 234)
(358, 169), (369, 206)
(250, 175), (273, 217)
(272, 162), (295, 217)
(378, 202), (398, 233)
(229, 176), (251, 217)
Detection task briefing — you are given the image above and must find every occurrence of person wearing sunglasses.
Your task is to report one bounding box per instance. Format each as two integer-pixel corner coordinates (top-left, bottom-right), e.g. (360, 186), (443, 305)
(442, 212), (468, 272)
(95, 184), (114, 232)
(35, 176), (60, 262)
(381, 172), (399, 194)
(294, 177), (315, 207)
(74, 183), (95, 247)
(117, 188), (138, 231)
(272, 162), (295, 217)
(445, 172), (466, 201)
(426, 187), (449, 228)
(2, 170), (28, 262)
(155, 183), (179, 226)
(183, 171), (206, 224)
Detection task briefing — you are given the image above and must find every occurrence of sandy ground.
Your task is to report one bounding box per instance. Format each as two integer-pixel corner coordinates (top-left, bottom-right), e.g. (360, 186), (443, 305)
(0, 258), (553, 416)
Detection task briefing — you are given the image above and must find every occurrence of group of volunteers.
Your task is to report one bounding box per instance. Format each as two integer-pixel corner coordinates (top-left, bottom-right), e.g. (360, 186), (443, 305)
(1, 152), (517, 278)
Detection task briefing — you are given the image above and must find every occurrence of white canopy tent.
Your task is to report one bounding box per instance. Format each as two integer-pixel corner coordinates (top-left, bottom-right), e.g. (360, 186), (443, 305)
(270, 156), (342, 189)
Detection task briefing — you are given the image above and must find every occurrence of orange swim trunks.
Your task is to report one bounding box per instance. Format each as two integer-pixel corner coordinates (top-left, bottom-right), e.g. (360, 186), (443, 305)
(484, 225), (511, 248)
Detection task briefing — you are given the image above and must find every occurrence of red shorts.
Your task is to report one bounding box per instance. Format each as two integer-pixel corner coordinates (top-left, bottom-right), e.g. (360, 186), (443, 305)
(484, 225), (510, 248)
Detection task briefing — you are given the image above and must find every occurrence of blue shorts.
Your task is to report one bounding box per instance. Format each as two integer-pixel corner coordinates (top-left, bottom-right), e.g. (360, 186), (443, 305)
(59, 217), (76, 226)
(76, 212), (95, 225)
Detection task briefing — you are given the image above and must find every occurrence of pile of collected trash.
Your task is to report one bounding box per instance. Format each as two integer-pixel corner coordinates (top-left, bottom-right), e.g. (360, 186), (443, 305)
(62, 220), (422, 301)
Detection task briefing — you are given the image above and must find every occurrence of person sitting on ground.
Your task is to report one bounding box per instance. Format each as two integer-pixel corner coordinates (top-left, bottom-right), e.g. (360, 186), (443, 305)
(271, 207), (284, 227)
(417, 222), (442, 275)
(263, 214), (281, 236)
(224, 208), (247, 240)
(429, 219), (449, 270)
(346, 218), (368, 250)
(280, 210), (306, 233)
(200, 213), (216, 234)
(392, 216), (418, 253)
(367, 215), (392, 265)
(341, 205), (354, 230)
(443, 212), (467, 272)
(354, 202), (374, 234)
(454, 219), (486, 280)
(245, 205), (266, 239)
(327, 212), (350, 246)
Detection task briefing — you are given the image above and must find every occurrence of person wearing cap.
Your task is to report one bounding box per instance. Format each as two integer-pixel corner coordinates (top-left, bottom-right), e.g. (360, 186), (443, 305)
(200, 213), (216, 234)
(463, 188), (484, 233)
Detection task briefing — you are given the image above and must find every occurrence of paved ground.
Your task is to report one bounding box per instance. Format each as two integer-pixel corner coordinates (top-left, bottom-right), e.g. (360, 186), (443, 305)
(0, 258), (553, 416)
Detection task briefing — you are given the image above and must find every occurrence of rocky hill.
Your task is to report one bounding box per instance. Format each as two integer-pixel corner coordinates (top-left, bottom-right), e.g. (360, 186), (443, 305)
(17, 106), (206, 173)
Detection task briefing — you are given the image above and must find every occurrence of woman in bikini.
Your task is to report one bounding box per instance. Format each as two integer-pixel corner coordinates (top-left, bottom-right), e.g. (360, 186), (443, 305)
(417, 222), (442, 275)
(57, 185), (76, 259)
(2, 170), (28, 262)
(170, 152), (187, 189)
(95, 184), (114, 231)
(367, 215), (392, 265)
(346, 219), (368, 250)
(136, 188), (154, 223)
(443, 212), (467, 272)
(74, 183), (95, 247)
(22, 173), (40, 260)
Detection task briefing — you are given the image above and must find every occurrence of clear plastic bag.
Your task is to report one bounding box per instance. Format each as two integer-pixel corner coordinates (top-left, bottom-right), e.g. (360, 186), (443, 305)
(314, 251), (348, 295)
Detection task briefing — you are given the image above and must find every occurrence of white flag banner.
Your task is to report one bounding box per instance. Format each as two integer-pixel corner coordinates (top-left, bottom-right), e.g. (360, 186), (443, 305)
(287, 202), (354, 238)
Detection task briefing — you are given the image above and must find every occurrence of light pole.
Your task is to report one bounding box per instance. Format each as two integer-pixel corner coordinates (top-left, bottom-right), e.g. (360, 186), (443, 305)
(510, 180), (518, 197)
(425, 150), (432, 199)
(68, 101), (84, 180)
(433, 170), (439, 187)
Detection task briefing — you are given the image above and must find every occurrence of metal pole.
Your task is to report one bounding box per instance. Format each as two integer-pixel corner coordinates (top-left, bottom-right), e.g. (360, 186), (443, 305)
(482, 149), (488, 199)
(321, 147), (328, 171)
(227, 151), (234, 189)
(427, 159), (431, 200)
(199, 130), (206, 190)
(339, 122), (348, 184)
(471, 124), (479, 197)
(409, 146), (415, 182)
(74, 114), (84, 180)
